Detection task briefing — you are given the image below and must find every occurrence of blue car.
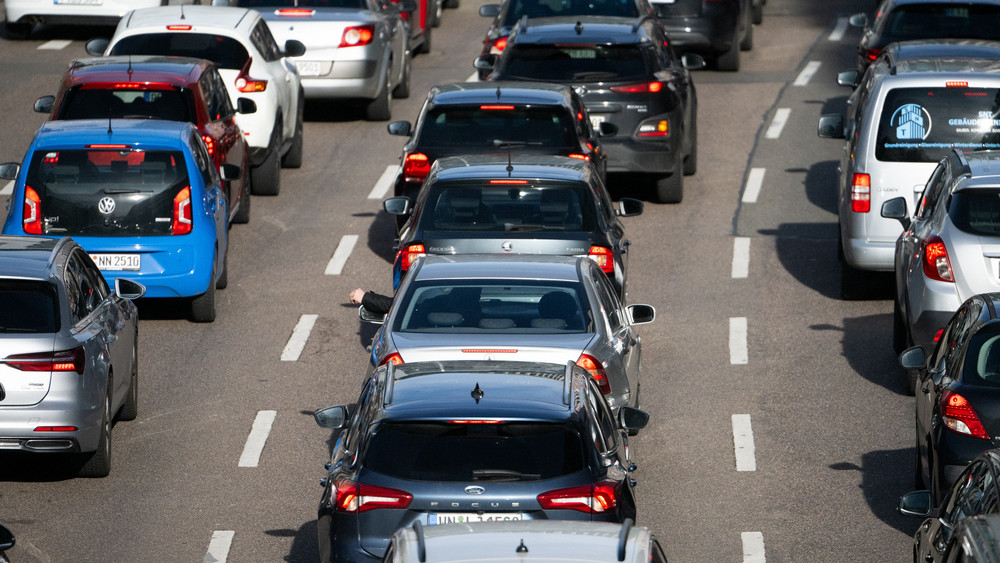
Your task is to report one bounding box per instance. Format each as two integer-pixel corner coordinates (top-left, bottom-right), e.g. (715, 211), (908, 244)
(0, 119), (233, 322)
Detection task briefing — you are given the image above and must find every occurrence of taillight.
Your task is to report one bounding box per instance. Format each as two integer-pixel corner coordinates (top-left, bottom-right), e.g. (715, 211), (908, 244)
(332, 480), (412, 512)
(589, 246), (614, 274)
(201, 135), (215, 157)
(850, 173), (870, 213)
(636, 119), (669, 137)
(480, 105), (515, 110)
(922, 235), (954, 283)
(610, 82), (663, 93)
(379, 353), (404, 366)
(940, 391), (990, 439)
(34, 426), (78, 432)
(567, 153), (590, 161)
(577, 354), (611, 394)
(166, 25), (192, 31)
(276, 8), (315, 16)
(235, 58), (267, 93)
(23, 185), (42, 235)
(403, 153), (431, 183)
(172, 186), (192, 235)
(490, 37), (508, 54)
(865, 48), (880, 61)
(397, 244), (425, 272)
(340, 25), (374, 47)
(537, 481), (619, 513)
(4, 347), (86, 374)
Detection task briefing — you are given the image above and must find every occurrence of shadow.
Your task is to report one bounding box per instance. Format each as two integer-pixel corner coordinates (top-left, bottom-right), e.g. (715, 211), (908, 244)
(356, 320), (380, 354)
(1, 22), (114, 42)
(809, 95), (853, 119)
(303, 99), (369, 123)
(134, 298), (192, 321)
(366, 209), (399, 264)
(274, 519), (320, 563)
(606, 172), (656, 202)
(839, 314), (909, 395)
(0, 452), (81, 482)
(798, 160), (839, 215)
(848, 447), (924, 537)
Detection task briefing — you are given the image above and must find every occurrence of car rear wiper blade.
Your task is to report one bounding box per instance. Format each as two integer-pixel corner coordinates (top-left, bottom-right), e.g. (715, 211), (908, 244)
(471, 469), (540, 481)
(505, 223), (561, 232)
(572, 71), (617, 80)
(103, 188), (142, 194)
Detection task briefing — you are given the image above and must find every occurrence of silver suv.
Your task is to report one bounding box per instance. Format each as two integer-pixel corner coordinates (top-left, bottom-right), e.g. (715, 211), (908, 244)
(818, 40), (1000, 297)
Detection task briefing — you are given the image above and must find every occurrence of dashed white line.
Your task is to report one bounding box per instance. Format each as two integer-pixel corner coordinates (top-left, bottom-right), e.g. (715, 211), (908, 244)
(38, 40), (72, 50)
(764, 108), (791, 139)
(367, 164), (400, 200)
(828, 17), (849, 41)
(732, 238), (750, 279)
(204, 530), (235, 563)
(793, 61), (822, 86)
(741, 531), (766, 563)
(1, 181), (13, 196)
(732, 414), (756, 471)
(730, 317), (748, 365)
(238, 410), (277, 468)
(742, 168), (766, 204)
(325, 234), (359, 275)
(466, 71), (480, 82)
(281, 314), (318, 361)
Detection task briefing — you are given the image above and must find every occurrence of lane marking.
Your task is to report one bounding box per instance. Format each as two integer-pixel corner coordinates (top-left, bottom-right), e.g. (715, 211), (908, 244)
(793, 61), (821, 86)
(368, 164), (400, 200)
(730, 317), (748, 365)
(732, 414), (756, 471)
(325, 234), (359, 275)
(238, 410), (277, 468)
(742, 168), (765, 204)
(764, 108), (791, 139)
(732, 238), (750, 279)
(281, 314), (318, 361)
(1, 181), (13, 196)
(38, 40), (72, 50)
(828, 17), (848, 41)
(741, 531), (766, 563)
(204, 530), (235, 563)
(466, 71), (480, 82)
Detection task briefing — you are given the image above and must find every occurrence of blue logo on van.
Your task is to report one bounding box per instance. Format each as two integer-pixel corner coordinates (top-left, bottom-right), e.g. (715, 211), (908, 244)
(891, 103), (931, 140)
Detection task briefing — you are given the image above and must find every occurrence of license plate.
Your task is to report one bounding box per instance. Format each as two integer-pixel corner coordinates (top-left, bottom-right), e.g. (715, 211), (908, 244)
(427, 512), (524, 525)
(90, 253), (140, 271)
(55, 0), (102, 4)
(295, 61), (322, 77)
(589, 115), (606, 130)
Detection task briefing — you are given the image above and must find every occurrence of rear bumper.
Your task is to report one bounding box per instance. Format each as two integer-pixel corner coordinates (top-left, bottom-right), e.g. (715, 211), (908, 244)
(74, 238), (216, 299)
(300, 60), (382, 100)
(842, 236), (895, 271)
(0, 376), (105, 453)
(602, 135), (678, 175)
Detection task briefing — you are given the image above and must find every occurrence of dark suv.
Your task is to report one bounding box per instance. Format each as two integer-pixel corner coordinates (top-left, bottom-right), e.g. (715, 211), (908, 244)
(479, 16), (700, 203)
(312, 360), (649, 562)
(650, 0), (753, 71)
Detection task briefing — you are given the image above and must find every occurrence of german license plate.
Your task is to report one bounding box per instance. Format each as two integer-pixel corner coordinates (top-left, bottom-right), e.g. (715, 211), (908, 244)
(427, 512), (523, 525)
(295, 61), (322, 77)
(90, 253), (140, 271)
(589, 115), (606, 130)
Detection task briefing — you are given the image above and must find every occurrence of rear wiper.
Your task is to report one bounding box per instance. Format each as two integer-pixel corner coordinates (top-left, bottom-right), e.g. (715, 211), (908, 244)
(103, 188), (142, 194)
(572, 71), (617, 81)
(505, 223), (560, 232)
(472, 469), (540, 481)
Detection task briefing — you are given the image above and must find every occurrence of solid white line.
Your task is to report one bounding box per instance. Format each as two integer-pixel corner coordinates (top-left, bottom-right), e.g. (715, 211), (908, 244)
(466, 71), (480, 83)
(794, 61), (822, 86)
(281, 314), (318, 361)
(732, 238), (750, 279)
(325, 234), (359, 275)
(1, 181), (13, 196)
(732, 414), (756, 471)
(730, 317), (748, 365)
(741, 531), (766, 563)
(828, 17), (849, 41)
(367, 164), (400, 200)
(764, 108), (791, 139)
(37, 40), (72, 50)
(742, 168), (766, 204)
(204, 530), (235, 563)
(238, 410), (277, 468)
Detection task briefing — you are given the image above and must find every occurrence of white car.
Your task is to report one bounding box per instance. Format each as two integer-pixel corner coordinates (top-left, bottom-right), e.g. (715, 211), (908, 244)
(4, 0), (162, 39)
(86, 6), (306, 196)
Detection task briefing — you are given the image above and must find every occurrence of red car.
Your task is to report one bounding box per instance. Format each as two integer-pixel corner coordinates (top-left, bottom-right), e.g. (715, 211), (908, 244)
(34, 55), (256, 225)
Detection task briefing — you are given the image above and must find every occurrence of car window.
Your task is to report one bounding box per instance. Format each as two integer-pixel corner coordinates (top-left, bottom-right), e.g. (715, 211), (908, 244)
(501, 44), (651, 82)
(417, 183), (599, 232)
(501, 0), (639, 25)
(192, 133), (217, 188)
(65, 251), (99, 321)
(930, 311), (960, 372)
(949, 189), (1000, 236)
(880, 4), (1000, 45)
(946, 461), (992, 524)
(59, 85), (195, 122)
(110, 33), (251, 71)
(0, 280), (59, 333)
(250, 19), (283, 62)
(209, 68), (236, 120)
(585, 378), (617, 453)
(959, 325), (1000, 386)
(418, 105), (578, 149)
(915, 161), (948, 220)
(238, 0), (368, 7)
(77, 250), (109, 302)
(591, 267), (622, 331)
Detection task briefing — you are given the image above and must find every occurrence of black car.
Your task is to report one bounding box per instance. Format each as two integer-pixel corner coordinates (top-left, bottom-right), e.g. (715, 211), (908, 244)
(387, 81), (608, 202)
(478, 15), (701, 203)
(312, 360), (649, 562)
(383, 155), (642, 299)
(650, 0), (753, 71)
(900, 293), (1000, 504)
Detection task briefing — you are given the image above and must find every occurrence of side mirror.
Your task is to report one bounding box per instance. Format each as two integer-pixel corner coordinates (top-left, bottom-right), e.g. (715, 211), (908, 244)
(836, 70), (859, 88)
(617, 197), (643, 217)
(34, 95), (55, 114)
(236, 97), (257, 115)
(474, 55), (498, 71)
(681, 53), (706, 71)
(619, 406), (649, 432)
(627, 304), (655, 325)
(848, 12), (868, 28)
(397, 0), (418, 12)
(479, 4), (500, 17)
(314, 406), (348, 429)
(0, 163), (20, 181)
(220, 163), (241, 181)
(899, 346), (927, 371)
(284, 39), (307, 58)
(115, 277), (146, 300)
(0, 523), (13, 552)
(897, 490), (933, 518)
(817, 114), (845, 139)
(387, 120), (412, 136)
(598, 121), (618, 137)
(383, 196), (412, 216)
(85, 38), (109, 57)
(359, 305), (387, 324)
(881, 197), (911, 230)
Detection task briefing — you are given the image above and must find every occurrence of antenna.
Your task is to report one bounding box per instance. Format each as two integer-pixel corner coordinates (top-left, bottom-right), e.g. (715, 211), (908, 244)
(127, 55), (134, 78)
(495, 86), (501, 100)
(180, 3), (186, 19)
(574, 21), (583, 35)
(108, 115), (113, 135)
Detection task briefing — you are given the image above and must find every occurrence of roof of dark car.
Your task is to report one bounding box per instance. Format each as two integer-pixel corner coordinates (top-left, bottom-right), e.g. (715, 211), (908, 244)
(433, 155), (592, 183)
(0, 236), (67, 279)
(65, 56), (209, 86)
(513, 15), (654, 45)
(883, 41), (1000, 73)
(427, 81), (574, 107)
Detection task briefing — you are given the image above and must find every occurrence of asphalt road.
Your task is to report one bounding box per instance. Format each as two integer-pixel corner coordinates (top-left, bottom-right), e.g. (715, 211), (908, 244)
(0, 0), (919, 561)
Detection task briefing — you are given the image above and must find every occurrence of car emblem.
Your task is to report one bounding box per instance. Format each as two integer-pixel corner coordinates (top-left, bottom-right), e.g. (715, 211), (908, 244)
(464, 486), (486, 495)
(98, 197), (116, 215)
(502, 241), (512, 252)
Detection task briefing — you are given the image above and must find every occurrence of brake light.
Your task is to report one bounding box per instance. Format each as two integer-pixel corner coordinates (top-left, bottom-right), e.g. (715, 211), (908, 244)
(490, 37), (508, 54)
(201, 135), (215, 157)
(488, 179), (528, 184)
(850, 173), (870, 213)
(172, 186), (192, 235)
(866, 48), (880, 61)
(461, 349), (517, 353)
(589, 246), (614, 274)
(235, 58), (267, 93)
(166, 25), (192, 31)
(86, 144), (129, 149)
(480, 105), (515, 110)
(922, 235), (954, 282)
(379, 353), (404, 366)
(934, 328), (944, 343)
(610, 82), (663, 93)
(946, 81), (969, 88)
(340, 25), (374, 47)
(636, 119), (669, 137)
(276, 8), (315, 16)
(537, 481), (619, 513)
(403, 153), (431, 183)
(4, 347), (86, 374)
(568, 153), (589, 161)
(332, 480), (412, 512)
(23, 185), (42, 235)
(397, 244), (425, 272)
(577, 354), (611, 394)
(941, 391), (990, 439)
(80, 82), (175, 91)
(449, 420), (503, 424)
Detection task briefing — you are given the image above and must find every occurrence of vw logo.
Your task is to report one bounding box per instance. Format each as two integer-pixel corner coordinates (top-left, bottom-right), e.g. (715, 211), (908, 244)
(464, 486), (486, 495)
(98, 197), (116, 215)
(502, 241), (512, 252)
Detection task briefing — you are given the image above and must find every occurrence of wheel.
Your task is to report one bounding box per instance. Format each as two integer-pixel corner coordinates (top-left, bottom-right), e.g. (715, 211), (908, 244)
(233, 185), (251, 224)
(653, 160), (683, 203)
(393, 53), (412, 99)
(739, 15), (753, 50)
(250, 144), (281, 196)
(417, 25), (432, 55)
(78, 388), (112, 478)
(281, 92), (304, 169)
(3, 20), (30, 39)
(117, 344), (138, 422)
(715, 43), (740, 71)
(365, 65), (393, 121)
(444, 0), (459, 8)
(683, 118), (697, 176)
(216, 250), (228, 290)
(191, 264), (217, 323)
(752, 0), (763, 24)
(430, 0), (443, 27)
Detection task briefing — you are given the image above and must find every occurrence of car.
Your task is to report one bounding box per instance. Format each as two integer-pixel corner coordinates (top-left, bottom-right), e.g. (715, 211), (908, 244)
(478, 16), (702, 203)
(649, 0), (752, 71)
(383, 155), (643, 299)
(0, 119), (234, 323)
(2, 0), (166, 40)
(312, 360), (649, 562)
(85, 5), (307, 196)
(33, 55), (255, 225)
(0, 235), (144, 478)
(387, 81), (609, 203)
(898, 449), (1000, 563)
(232, 0), (415, 121)
(899, 294), (1000, 503)
(383, 520), (669, 563)
(0, 523), (12, 562)
(817, 40), (1000, 298)
(362, 254), (655, 414)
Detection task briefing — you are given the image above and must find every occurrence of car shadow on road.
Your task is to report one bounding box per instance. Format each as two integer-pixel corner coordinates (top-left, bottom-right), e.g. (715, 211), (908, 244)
(831, 447), (924, 538)
(814, 313), (908, 395)
(366, 209), (400, 265)
(794, 159), (839, 215)
(759, 222), (841, 299)
(303, 100), (374, 123)
(270, 519), (320, 562)
(0, 452), (84, 482)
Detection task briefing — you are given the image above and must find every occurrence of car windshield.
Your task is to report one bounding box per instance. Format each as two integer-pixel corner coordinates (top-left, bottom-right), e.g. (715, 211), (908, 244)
(394, 280), (592, 333)
(880, 5), (1000, 45)
(0, 280), (58, 333)
(235, 0), (367, 8)
(501, 0), (639, 25)
(364, 421), (586, 481)
(875, 88), (1000, 162)
(26, 149), (190, 236)
(58, 86), (195, 122)
(962, 325), (1000, 387)
(419, 105), (577, 148)
(418, 183), (599, 232)
(949, 189), (1000, 236)
(110, 34), (250, 71)
(499, 44), (649, 83)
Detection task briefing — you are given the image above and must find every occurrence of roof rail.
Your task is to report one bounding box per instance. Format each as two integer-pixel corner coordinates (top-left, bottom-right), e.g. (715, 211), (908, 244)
(617, 518), (634, 561)
(383, 361), (396, 407)
(563, 361), (574, 407)
(631, 13), (653, 33)
(48, 237), (74, 269)
(413, 520), (427, 563)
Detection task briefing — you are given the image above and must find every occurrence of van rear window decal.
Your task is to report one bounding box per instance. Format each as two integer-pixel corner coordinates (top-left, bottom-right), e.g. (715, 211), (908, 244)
(876, 88), (1000, 162)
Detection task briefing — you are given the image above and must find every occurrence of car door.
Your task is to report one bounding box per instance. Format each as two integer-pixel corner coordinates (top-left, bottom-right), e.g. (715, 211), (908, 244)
(590, 264), (639, 402)
(923, 460), (995, 563)
(191, 132), (228, 272)
(203, 68), (247, 218)
(249, 18), (297, 143)
(64, 251), (118, 403)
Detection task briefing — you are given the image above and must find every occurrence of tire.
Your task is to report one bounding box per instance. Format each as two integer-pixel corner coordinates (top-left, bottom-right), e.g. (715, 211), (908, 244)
(683, 118), (697, 176)
(752, 1), (763, 24)
(444, 0), (459, 8)
(430, 0), (443, 27)
(365, 65), (393, 121)
(3, 20), (30, 40)
(715, 43), (740, 71)
(393, 53), (412, 99)
(250, 145), (281, 196)
(417, 25), (432, 55)
(740, 16), (753, 51)
(78, 388), (112, 478)
(216, 250), (229, 290)
(117, 344), (138, 422)
(191, 264), (217, 323)
(233, 186), (251, 224)
(281, 92), (304, 169)
(653, 160), (683, 204)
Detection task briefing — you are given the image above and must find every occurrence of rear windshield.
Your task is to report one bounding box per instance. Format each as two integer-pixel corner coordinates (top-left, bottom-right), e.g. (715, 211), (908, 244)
(419, 183), (599, 232)
(875, 88), (1000, 162)
(419, 105), (577, 149)
(364, 422), (586, 481)
(949, 189), (1000, 236)
(394, 280), (591, 333)
(26, 149), (190, 236)
(962, 325), (1000, 387)
(500, 44), (650, 83)
(502, 0), (639, 25)
(236, 0), (367, 7)
(0, 280), (58, 333)
(58, 86), (195, 122)
(110, 34), (249, 71)
(880, 5), (1000, 45)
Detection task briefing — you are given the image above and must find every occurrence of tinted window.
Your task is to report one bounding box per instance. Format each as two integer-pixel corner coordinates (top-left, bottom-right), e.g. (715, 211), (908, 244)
(501, 44), (650, 82)
(875, 88), (1000, 162)
(110, 34), (250, 71)
(961, 325), (1000, 386)
(250, 20), (282, 62)
(501, 0), (639, 25)
(0, 280), (58, 333)
(59, 86), (195, 122)
(364, 422), (585, 481)
(949, 190), (1000, 236)
(418, 183), (598, 231)
(880, 5), (1000, 45)
(419, 105), (577, 148)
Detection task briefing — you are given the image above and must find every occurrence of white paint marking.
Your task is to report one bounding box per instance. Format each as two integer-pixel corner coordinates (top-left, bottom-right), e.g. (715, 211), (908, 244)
(325, 234), (359, 275)
(794, 61), (822, 86)
(367, 164), (400, 200)
(741, 531), (766, 563)
(742, 168), (766, 204)
(38, 40), (72, 50)
(732, 238), (750, 279)
(281, 314), (318, 361)
(238, 410), (277, 468)
(764, 108), (791, 139)
(730, 317), (748, 365)
(204, 530), (235, 563)
(828, 17), (849, 41)
(732, 414), (756, 471)
(1, 181), (13, 196)
(466, 71), (480, 83)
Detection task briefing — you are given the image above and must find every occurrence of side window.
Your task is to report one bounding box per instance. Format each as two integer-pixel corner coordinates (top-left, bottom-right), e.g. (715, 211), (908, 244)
(251, 20), (282, 62)
(64, 252), (102, 321)
(917, 162), (949, 220)
(78, 250), (109, 302)
(192, 133), (217, 187)
(572, 94), (595, 139)
(585, 378), (617, 453)
(931, 307), (966, 372)
(592, 268), (622, 331)
(945, 461), (989, 524)
(62, 256), (84, 324)
(210, 69), (235, 120)
(198, 74), (216, 121)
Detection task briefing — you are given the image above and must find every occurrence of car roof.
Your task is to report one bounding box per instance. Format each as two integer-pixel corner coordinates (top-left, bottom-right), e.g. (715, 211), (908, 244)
(434, 155), (591, 182)
(64, 56), (209, 85)
(514, 15), (654, 45)
(0, 236), (66, 280)
(890, 0), (1000, 6)
(427, 81), (574, 107)
(33, 119), (196, 149)
(883, 41), (1000, 74)
(411, 254), (586, 282)
(120, 6), (257, 32)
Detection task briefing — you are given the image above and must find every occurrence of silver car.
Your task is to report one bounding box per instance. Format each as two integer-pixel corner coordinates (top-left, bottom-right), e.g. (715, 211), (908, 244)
(0, 235), (144, 477)
(362, 254), (655, 414)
